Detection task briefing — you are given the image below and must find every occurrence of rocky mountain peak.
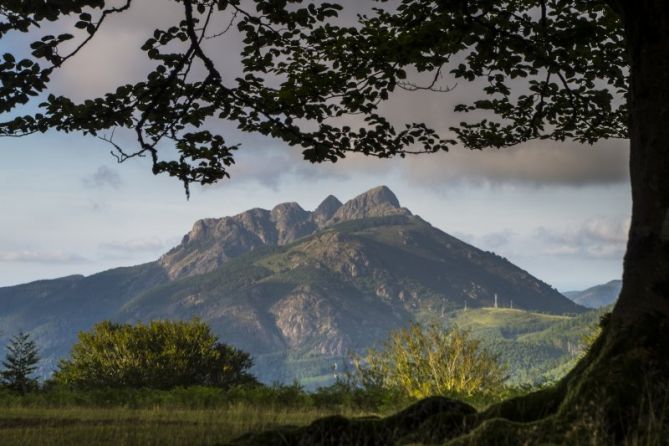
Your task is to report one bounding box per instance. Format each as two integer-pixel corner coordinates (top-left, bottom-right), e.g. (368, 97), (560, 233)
(328, 186), (409, 224)
(271, 202), (315, 245)
(361, 185), (401, 208)
(271, 202), (309, 223)
(160, 187), (411, 280)
(313, 195), (343, 227)
(184, 218), (215, 243)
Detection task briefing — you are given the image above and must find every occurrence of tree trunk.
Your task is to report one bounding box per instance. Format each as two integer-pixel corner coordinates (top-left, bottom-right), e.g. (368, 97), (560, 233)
(614, 0), (669, 323)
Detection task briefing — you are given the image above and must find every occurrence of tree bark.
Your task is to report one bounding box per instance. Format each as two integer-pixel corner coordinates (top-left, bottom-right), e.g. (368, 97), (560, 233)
(613, 0), (669, 323)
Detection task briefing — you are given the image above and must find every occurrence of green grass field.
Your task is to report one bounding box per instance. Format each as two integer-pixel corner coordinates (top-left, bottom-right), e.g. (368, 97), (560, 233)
(448, 307), (570, 332)
(0, 404), (378, 446)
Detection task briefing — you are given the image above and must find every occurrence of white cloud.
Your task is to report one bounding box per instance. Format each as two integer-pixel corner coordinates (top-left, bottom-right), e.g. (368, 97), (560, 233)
(536, 217), (630, 259)
(481, 230), (516, 250)
(0, 251), (87, 264)
(83, 166), (122, 190)
(208, 147), (348, 191)
(398, 139), (629, 188)
(100, 237), (164, 253)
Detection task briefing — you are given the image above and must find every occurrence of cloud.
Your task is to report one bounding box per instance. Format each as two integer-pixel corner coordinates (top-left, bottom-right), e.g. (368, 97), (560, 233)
(50, 1), (184, 99)
(535, 217), (630, 259)
(452, 230), (516, 253)
(214, 138), (629, 190)
(394, 139), (629, 188)
(100, 237), (164, 254)
(454, 219), (628, 263)
(0, 251), (87, 264)
(481, 230), (515, 250)
(266, 135), (629, 189)
(208, 147), (348, 190)
(83, 166), (122, 190)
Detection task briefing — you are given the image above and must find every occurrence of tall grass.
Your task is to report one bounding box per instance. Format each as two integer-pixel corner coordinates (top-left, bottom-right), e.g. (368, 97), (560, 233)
(0, 384), (402, 446)
(0, 404), (375, 446)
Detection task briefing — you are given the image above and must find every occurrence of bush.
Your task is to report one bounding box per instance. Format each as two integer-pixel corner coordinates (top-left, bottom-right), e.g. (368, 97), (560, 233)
(353, 322), (506, 400)
(52, 319), (257, 389)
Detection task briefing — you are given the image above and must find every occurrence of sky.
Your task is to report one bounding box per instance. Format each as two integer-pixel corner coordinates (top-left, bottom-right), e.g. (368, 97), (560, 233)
(0, 0), (631, 292)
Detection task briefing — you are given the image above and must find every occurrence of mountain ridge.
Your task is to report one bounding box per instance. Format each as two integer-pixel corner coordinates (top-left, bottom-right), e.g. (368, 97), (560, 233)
(564, 280), (622, 308)
(159, 186), (409, 280)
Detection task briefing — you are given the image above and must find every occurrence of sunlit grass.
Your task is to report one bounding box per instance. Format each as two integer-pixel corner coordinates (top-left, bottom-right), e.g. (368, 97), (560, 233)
(0, 404), (379, 446)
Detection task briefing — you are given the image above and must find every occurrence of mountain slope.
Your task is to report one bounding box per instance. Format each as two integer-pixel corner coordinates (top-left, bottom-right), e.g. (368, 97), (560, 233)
(0, 263), (167, 375)
(0, 186), (584, 383)
(120, 213), (583, 381)
(564, 280), (622, 308)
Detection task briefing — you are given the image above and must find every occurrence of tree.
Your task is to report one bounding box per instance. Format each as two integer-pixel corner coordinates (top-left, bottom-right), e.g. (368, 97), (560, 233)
(1, 0), (668, 442)
(1, 331), (39, 394)
(53, 319), (257, 389)
(354, 323), (506, 399)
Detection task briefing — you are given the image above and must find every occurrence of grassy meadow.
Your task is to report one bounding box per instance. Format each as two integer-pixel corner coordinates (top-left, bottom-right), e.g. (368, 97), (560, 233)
(0, 404), (379, 446)
(0, 384), (407, 446)
(0, 381), (533, 446)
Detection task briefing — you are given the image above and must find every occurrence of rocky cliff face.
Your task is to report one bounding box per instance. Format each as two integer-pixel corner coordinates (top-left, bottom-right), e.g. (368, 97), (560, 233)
(269, 286), (351, 356)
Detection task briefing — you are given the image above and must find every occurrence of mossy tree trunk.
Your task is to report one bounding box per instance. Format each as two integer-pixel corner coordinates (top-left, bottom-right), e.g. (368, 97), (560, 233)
(452, 3), (669, 442)
(473, 2), (669, 439)
(614, 0), (669, 324)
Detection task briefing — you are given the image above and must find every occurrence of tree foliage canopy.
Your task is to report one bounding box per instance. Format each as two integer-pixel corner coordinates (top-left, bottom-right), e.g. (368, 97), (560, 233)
(53, 319), (257, 389)
(0, 0), (626, 194)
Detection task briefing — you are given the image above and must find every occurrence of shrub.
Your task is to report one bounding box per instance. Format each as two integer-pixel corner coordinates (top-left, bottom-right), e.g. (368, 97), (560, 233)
(353, 322), (506, 400)
(52, 319), (257, 389)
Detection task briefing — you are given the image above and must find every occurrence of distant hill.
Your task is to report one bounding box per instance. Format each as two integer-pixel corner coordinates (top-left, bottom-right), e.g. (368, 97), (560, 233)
(563, 280), (622, 308)
(448, 307), (608, 385)
(0, 186), (585, 383)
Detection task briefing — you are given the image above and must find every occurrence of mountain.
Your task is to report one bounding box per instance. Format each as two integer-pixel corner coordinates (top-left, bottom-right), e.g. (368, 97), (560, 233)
(0, 186), (585, 383)
(563, 280), (622, 308)
(0, 263), (167, 374)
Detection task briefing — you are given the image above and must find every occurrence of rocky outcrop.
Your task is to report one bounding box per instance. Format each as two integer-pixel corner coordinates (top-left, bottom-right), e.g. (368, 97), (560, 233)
(271, 202), (316, 245)
(270, 286), (351, 356)
(327, 185), (410, 224)
(313, 195), (343, 227)
(159, 208), (277, 279)
(159, 186), (409, 279)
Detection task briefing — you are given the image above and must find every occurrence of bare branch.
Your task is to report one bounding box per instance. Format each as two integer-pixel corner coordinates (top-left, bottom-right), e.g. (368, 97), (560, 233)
(54, 1), (133, 68)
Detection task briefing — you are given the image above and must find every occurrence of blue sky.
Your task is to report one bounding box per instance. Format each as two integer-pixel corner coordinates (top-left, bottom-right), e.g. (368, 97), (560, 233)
(0, 1), (631, 292)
